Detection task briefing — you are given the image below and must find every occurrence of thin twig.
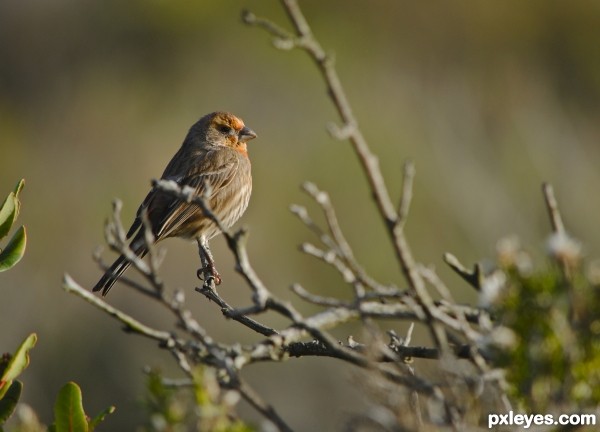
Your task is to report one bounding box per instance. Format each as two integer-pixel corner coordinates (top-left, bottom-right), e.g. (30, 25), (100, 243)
(63, 274), (173, 343)
(300, 182), (384, 295)
(443, 252), (483, 291)
(542, 182), (565, 235)
(395, 160), (416, 231)
(196, 285), (278, 337)
(237, 379), (294, 432)
(290, 283), (351, 307)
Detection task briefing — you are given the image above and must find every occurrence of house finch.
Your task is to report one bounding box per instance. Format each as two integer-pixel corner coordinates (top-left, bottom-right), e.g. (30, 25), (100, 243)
(93, 111), (256, 296)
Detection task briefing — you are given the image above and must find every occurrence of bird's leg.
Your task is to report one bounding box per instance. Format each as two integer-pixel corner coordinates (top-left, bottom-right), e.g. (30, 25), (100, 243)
(196, 237), (222, 286)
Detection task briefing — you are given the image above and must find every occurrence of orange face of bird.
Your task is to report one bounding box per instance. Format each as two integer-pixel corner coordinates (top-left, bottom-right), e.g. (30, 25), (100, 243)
(210, 112), (257, 155)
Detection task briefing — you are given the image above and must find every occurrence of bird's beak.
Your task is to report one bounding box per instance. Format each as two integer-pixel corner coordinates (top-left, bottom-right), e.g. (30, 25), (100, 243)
(239, 126), (257, 143)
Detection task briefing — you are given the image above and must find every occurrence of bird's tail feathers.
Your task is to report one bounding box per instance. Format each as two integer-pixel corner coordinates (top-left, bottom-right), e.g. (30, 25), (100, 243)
(92, 240), (148, 296)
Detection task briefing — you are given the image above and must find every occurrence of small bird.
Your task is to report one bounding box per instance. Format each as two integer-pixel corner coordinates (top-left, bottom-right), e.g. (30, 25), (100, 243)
(93, 112), (256, 296)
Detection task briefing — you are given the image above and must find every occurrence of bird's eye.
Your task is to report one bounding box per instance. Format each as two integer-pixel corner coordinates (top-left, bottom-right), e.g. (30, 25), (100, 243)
(217, 124), (233, 135)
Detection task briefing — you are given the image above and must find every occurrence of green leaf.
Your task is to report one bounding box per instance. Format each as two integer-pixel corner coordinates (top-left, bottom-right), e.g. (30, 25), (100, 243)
(0, 380), (22, 424)
(53, 382), (88, 432)
(0, 333), (36, 399)
(0, 179), (25, 241)
(87, 405), (115, 431)
(0, 226), (26, 272)
(12, 179), (24, 200)
(0, 193), (17, 240)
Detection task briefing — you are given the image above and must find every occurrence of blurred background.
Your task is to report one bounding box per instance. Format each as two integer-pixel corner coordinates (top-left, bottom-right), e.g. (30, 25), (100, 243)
(1, 0), (600, 430)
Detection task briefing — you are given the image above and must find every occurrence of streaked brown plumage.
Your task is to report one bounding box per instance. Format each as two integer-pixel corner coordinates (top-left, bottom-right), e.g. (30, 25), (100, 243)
(93, 112), (256, 296)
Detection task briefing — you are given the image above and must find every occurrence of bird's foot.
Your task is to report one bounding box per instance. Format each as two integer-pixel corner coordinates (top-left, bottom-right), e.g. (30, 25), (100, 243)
(197, 264), (222, 286)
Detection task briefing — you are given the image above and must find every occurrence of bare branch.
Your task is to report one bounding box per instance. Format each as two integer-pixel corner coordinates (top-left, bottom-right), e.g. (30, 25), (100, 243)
(290, 283), (351, 307)
(63, 274), (173, 343)
(196, 285), (278, 337)
(395, 160), (416, 230)
(237, 379), (294, 432)
(542, 182), (565, 235)
(443, 252), (483, 291)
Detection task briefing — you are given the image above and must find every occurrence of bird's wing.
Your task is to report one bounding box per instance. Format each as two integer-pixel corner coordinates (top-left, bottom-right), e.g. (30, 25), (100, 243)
(127, 148), (239, 242)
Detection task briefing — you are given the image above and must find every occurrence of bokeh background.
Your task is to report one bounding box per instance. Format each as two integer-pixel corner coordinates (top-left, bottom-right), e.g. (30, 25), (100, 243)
(2, 1), (600, 430)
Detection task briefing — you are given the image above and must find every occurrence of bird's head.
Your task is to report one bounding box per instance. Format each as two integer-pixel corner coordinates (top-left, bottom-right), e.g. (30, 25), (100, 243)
(188, 112), (257, 155)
